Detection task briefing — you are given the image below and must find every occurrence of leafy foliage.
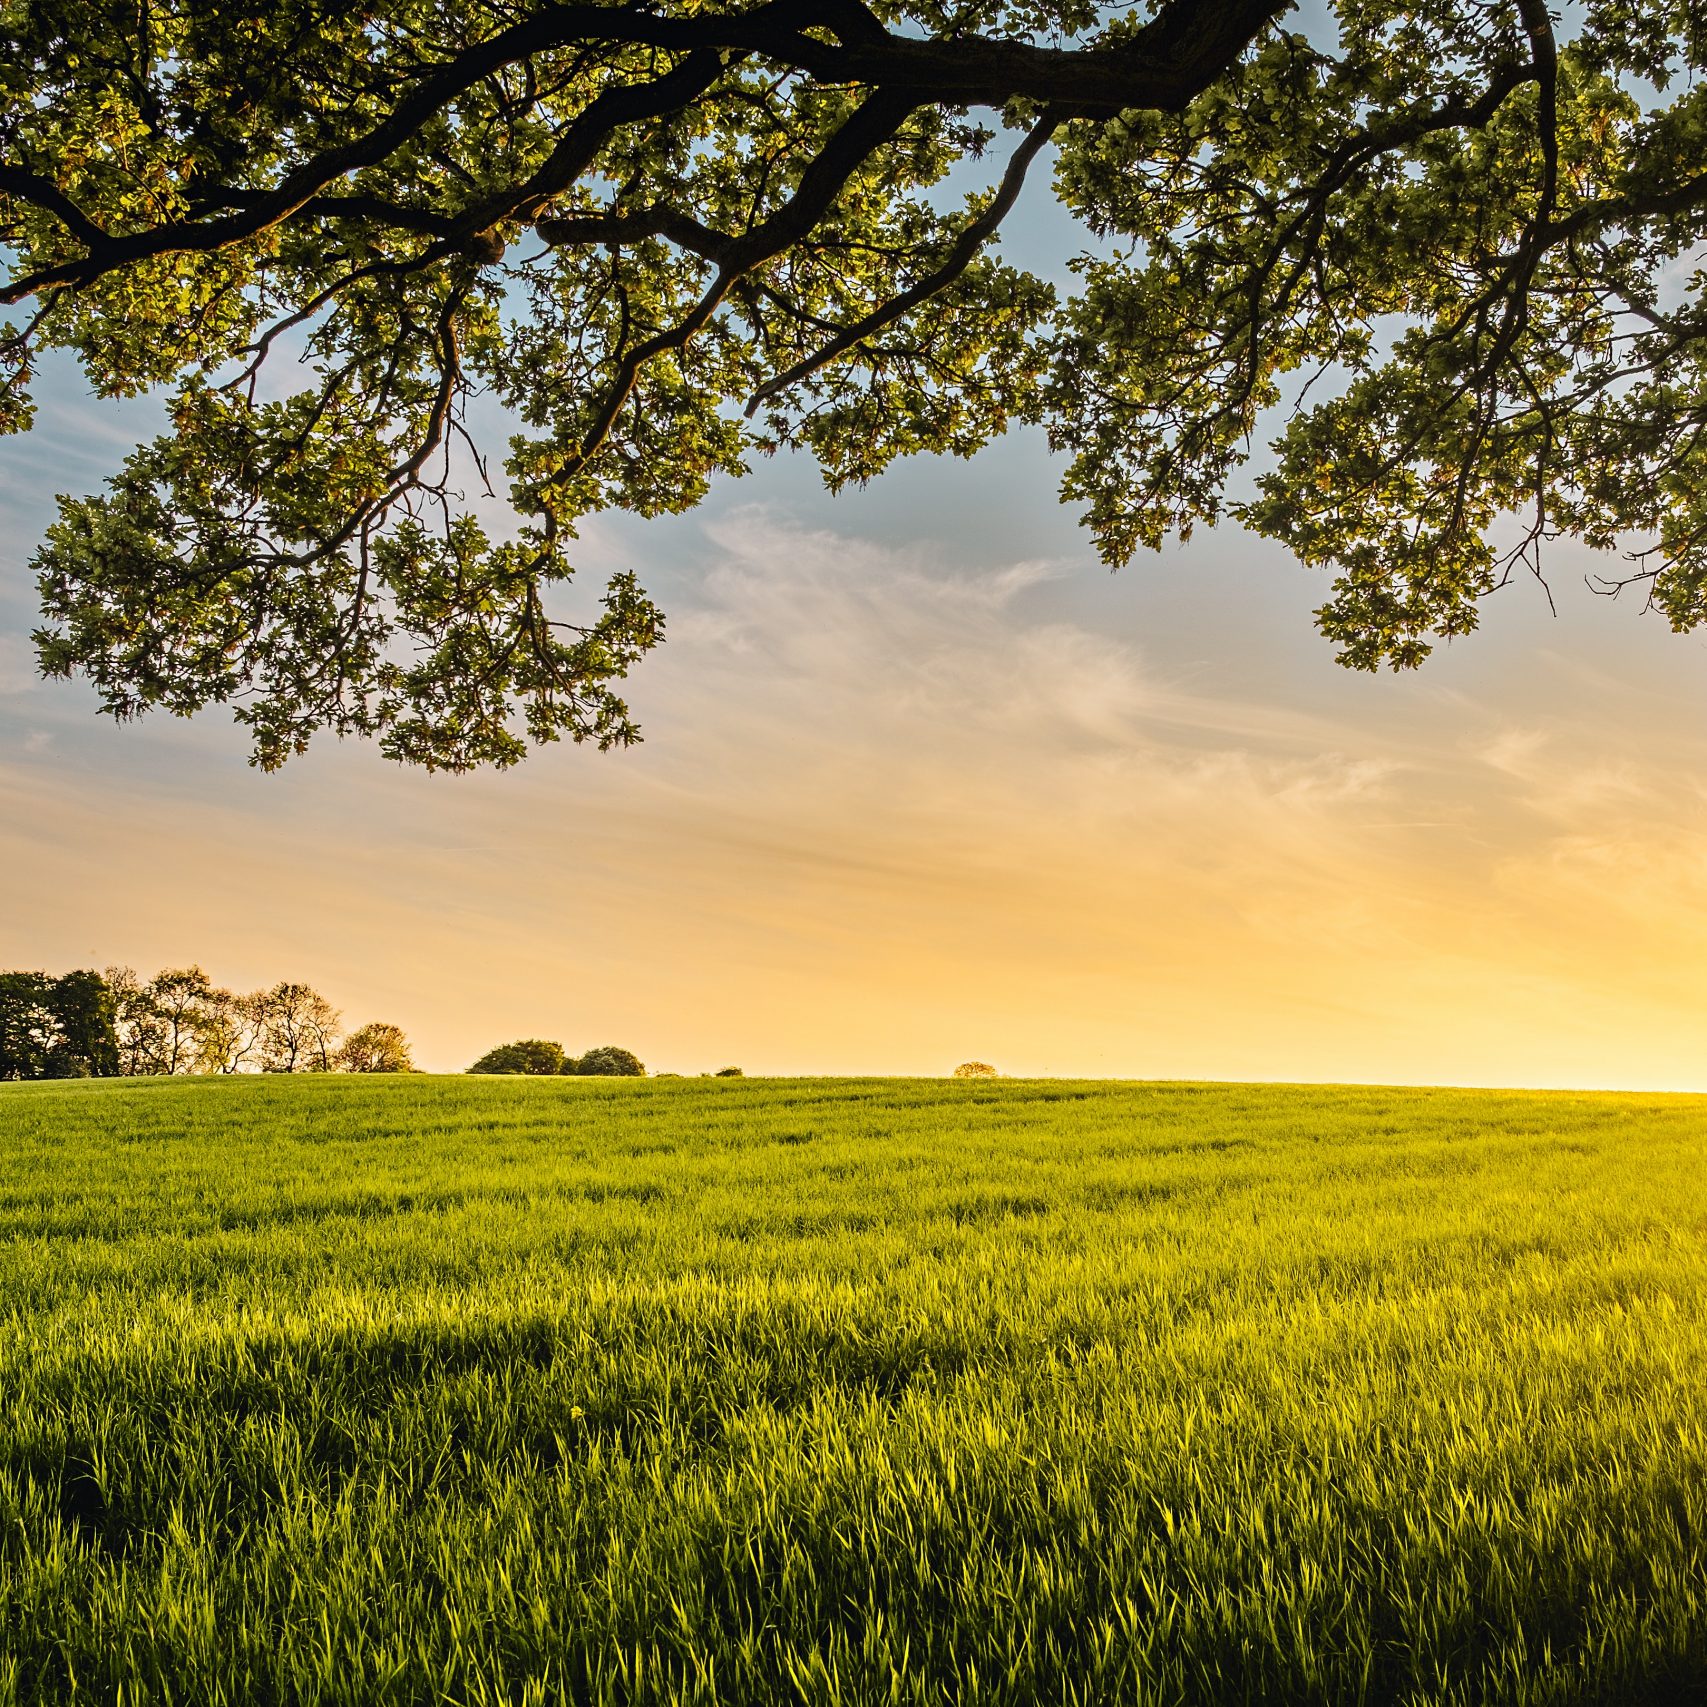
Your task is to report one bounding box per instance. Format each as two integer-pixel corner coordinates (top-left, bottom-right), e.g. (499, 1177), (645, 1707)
(100, 965), (343, 1075)
(255, 981), (342, 1073)
(953, 1061), (1000, 1078)
(144, 967), (221, 1075)
(571, 1044), (646, 1077)
(468, 1038), (569, 1075)
(336, 1021), (415, 1074)
(7, 1), (1703, 766)
(0, 969), (118, 1080)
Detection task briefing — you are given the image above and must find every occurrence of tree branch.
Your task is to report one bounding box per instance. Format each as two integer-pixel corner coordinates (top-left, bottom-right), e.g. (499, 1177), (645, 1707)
(542, 88), (918, 492)
(0, 163), (110, 247)
(3, 0), (1287, 307)
(744, 104), (1061, 417)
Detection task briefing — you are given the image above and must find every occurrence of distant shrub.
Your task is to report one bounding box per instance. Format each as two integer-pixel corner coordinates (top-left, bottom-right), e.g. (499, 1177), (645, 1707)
(953, 1061), (1000, 1078)
(715, 1066), (744, 1077)
(571, 1045), (646, 1078)
(468, 1039), (567, 1075)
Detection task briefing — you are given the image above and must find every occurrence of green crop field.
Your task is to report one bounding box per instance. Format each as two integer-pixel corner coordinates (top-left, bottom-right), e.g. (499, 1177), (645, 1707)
(1, 1075), (1704, 1706)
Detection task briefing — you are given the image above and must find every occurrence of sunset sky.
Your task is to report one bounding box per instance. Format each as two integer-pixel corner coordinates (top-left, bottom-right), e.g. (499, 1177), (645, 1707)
(7, 188), (1707, 1085)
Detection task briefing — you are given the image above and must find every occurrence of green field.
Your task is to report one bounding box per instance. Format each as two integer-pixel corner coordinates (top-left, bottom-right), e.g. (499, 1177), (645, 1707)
(1, 1076), (1704, 1705)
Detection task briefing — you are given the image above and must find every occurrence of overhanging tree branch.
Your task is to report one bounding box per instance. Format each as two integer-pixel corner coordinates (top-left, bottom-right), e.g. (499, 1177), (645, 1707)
(6, 0), (1704, 768)
(744, 104), (1062, 417)
(2, 0), (1285, 306)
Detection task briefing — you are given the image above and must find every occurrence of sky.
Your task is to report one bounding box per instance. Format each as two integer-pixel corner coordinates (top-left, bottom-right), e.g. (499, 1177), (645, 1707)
(7, 144), (1707, 1085)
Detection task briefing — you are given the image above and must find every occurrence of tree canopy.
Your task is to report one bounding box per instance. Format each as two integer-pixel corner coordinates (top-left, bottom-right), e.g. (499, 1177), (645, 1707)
(468, 1038), (571, 1074)
(337, 1021), (416, 1073)
(0, 970), (118, 1080)
(4, 1), (1704, 768)
(574, 1044), (647, 1076)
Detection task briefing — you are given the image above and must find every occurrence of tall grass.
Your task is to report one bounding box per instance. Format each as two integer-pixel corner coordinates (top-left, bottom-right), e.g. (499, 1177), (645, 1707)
(1, 1075), (1704, 1704)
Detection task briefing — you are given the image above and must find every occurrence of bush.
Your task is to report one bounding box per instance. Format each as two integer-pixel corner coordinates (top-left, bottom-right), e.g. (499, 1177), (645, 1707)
(570, 1045), (646, 1078)
(468, 1039), (567, 1075)
(715, 1066), (744, 1078)
(952, 1061), (1000, 1078)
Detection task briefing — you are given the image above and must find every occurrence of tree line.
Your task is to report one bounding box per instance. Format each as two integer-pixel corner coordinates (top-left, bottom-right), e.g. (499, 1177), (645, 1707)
(0, 967), (412, 1081)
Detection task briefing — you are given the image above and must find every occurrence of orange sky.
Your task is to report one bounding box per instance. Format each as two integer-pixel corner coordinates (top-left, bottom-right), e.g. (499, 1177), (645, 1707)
(7, 382), (1707, 1085)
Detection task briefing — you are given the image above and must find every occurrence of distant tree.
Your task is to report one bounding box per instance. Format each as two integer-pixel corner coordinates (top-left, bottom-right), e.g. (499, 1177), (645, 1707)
(715, 1066), (745, 1078)
(0, 973), (55, 1081)
(338, 1023), (415, 1074)
(46, 971), (120, 1079)
(572, 1046), (646, 1078)
(953, 1061), (1000, 1078)
(186, 987), (266, 1074)
(469, 1039), (566, 1076)
(194, 998), (239, 1074)
(0, 970), (121, 1080)
(145, 966), (221, 1074)
(259, 982), (342, 1072)
(106, 966), (165, 1076)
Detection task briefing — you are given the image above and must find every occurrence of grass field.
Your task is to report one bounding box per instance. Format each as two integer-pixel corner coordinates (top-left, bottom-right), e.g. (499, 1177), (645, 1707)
(0, 1075), (1704, 1705)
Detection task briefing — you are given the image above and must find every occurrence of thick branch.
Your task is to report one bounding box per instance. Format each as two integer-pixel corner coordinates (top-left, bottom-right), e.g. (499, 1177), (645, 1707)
(543, 89), (917, 491)
(744, 105), (1061, 416)
(2, 6), (796, 303)
(0, 163), (110, 247)
(3, 0), (1286, 306)
(535, 207), (733, 264)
